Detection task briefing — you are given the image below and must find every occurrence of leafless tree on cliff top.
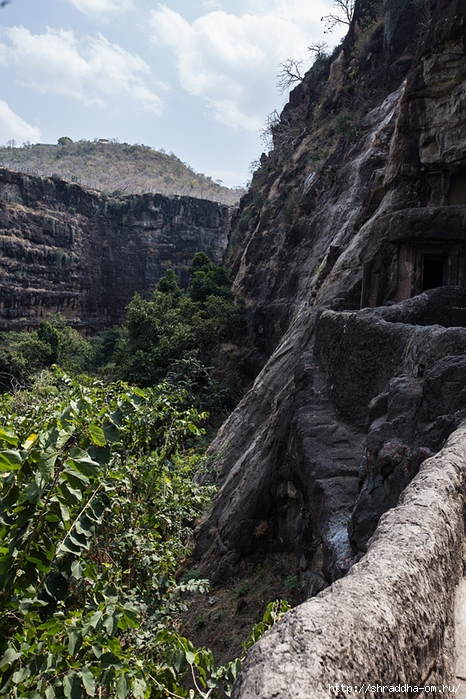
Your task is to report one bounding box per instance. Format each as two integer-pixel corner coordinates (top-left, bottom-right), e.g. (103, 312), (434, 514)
(321, 0), (355, 32)
(276, 58), (305, 94)
(276, 42), (328, 94)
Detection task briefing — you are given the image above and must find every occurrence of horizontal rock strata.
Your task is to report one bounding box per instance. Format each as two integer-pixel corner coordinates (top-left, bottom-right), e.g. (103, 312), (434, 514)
(0, 168), (230, 331)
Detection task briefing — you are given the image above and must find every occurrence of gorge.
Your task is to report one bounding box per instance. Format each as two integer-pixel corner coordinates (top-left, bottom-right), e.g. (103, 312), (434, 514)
(2, 0), (466, 694)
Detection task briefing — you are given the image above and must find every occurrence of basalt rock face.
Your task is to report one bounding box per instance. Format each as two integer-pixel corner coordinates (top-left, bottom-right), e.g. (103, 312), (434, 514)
(197, 0), (466, 592)
(0, 168), (230, 332)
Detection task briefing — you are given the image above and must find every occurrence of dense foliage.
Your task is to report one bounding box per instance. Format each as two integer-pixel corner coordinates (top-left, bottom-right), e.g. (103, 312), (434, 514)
(0, 141), (244, 205)
(0, 254), (245, 416)
(115, 253), (245, 405)
(0, 252), (287, 697)
(0, 370), (289, 698)
(0, 316), (93, 391)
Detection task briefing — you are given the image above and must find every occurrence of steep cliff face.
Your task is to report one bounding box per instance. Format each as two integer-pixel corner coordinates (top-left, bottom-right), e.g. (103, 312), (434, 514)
(0, 168), (230, 331)
(198, 0), (466, 589)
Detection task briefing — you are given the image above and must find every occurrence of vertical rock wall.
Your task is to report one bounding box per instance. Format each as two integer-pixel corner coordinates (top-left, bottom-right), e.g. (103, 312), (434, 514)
(0, 168), (230, 331)
(195, 0), (466, 645)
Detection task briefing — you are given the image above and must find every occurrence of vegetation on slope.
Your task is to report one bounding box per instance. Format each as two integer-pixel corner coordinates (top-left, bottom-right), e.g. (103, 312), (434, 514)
(0, 253), (291, 697)
(0, 370), (289, 698)
(0, 140), (244, 206)
(0, 253), (247, 416)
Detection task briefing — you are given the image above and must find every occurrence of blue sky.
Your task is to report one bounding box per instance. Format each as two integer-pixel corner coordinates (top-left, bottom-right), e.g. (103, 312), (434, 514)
(0, 0), (342, 187)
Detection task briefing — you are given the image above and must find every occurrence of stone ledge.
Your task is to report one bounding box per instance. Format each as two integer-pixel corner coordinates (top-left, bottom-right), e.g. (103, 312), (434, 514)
(232, 423), (466, 698)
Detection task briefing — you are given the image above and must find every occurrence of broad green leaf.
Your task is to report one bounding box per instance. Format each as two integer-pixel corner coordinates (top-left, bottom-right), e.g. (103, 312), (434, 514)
(39, 448), (59, 481)
(58, 538), (82, 555)
(99, 652), (121, 670)
(66, 449), (100, 478)
(47, 426), (74, 450)
(89, 611), (103, 629)
(62, 468), (90, 491)
(12, 666), (30, 683)
(58, 501), (71, 522)
(63, 670), (82, 699)
(68, 631), (83, 657)
(103, 611), (119, 637)
(24, 480), (41, 503)
(102, 422), (119, 444)
(57, 480), (82, 506)
(117, 605), (139, 631)
(80, 666), (96, 697)
(110, 409), (123, 426)
(89, 423), (106, 447)
(37, 619), (62, 634)
(45, 685), (57, 699)
(68, 529), (91, 549)
(185, 650), (196, 665)
(71, 560), (84, 580)
(26, 548), (52, 573)
(115, 673), (128, 699)
(0, 647), (21, 668)
(0, 427), (18, 446)
(0, 449), (22, 471)
(131, 677), (146, 699)
(86, 499), (105, 523)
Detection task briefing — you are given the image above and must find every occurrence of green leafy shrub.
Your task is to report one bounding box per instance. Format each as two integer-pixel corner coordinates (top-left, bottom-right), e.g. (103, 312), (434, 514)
(0, 316), (93, 391)
(0, 370), (289, 698)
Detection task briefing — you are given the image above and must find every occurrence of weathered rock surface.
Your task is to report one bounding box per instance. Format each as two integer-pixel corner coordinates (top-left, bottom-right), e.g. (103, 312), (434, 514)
(233, 423), (466, 697)
(195, 0), (466, 684)
(0, 168), (230, 331)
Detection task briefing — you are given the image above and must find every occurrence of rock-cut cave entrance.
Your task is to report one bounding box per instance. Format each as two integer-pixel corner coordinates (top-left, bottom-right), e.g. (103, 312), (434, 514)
(422, 254), (447, 291)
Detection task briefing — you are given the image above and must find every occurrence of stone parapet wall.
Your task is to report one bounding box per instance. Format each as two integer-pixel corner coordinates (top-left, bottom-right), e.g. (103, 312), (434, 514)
(233, 423), (466, 698)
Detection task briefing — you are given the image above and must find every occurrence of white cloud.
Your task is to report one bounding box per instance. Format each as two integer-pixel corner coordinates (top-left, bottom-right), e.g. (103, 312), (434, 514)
(1, 26), (163, 113)
(0, 101), (41, 145)
(201, 1), (222, 9)
(67, 0), (133, 16)
(150, 0), (331, 131)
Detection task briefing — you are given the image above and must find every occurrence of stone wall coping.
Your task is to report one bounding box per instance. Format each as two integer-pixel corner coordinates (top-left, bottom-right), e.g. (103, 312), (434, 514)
(233, 422), (466, 697)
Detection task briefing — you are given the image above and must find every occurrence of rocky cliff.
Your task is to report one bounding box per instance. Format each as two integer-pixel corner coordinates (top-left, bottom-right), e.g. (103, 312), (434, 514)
(197, 0), (466, 603)
(0, 168), (230, 332)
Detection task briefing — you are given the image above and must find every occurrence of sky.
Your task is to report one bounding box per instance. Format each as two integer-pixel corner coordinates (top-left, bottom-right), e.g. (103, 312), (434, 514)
(0, 0), (343, 188)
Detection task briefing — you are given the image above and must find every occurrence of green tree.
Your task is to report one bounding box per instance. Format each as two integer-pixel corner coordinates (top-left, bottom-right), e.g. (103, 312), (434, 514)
(0, 315), (93, 390)
(116, 259), (245, 400)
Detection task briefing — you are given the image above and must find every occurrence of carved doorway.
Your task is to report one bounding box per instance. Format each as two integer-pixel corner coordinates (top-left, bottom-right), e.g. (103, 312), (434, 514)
(422, 254), (447, 291)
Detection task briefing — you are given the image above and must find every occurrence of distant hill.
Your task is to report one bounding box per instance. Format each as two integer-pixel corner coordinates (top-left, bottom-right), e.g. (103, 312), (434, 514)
(0, 139), (244, 205)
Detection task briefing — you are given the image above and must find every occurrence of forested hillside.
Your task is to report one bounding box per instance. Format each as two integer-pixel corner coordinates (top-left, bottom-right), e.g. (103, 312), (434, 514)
(0, 140), (244, 205)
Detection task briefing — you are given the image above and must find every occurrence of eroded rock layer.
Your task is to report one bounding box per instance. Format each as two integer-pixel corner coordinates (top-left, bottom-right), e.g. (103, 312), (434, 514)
(0, 168), (230, 331)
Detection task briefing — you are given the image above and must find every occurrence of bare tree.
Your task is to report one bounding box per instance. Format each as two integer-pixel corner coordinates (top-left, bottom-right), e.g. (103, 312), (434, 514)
(259, 110), (281, 151)
(321, 0), (355, 33)
(277, 41), (329, 95)
(276, 58), (305, 94)
(308, 41), (329, 60)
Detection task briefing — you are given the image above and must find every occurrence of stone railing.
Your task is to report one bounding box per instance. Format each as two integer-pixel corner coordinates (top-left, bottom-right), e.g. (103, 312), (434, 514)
(232, 423), (466, 698)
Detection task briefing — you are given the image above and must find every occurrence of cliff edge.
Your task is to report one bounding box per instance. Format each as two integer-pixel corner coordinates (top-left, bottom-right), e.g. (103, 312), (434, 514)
(195, 0), (466, 691)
